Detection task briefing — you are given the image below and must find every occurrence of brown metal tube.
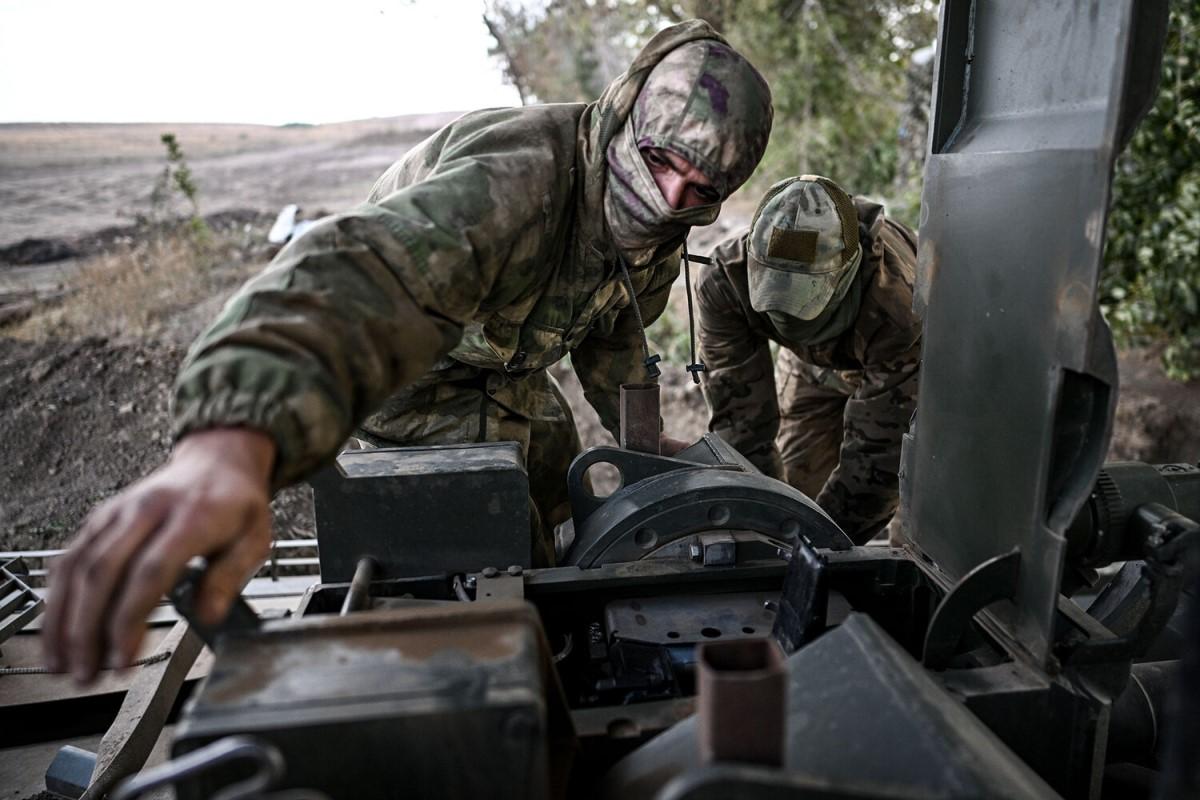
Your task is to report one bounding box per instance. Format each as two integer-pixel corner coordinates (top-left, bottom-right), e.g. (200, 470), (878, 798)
(619, 383), (661, 454)
(697, 637), (787, 766)
(339, 557), (377, 616)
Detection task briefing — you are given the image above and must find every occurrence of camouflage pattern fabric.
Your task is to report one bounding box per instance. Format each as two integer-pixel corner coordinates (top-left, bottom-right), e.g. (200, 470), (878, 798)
(170, 20), (772, 561)
(604, 40), (773, 265)
(696, 196), (921, 543)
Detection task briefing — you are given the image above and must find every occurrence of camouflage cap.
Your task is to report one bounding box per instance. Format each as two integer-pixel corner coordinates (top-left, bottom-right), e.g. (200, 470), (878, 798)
(747, 176), (863, 320)
(632, 40), (773, 199)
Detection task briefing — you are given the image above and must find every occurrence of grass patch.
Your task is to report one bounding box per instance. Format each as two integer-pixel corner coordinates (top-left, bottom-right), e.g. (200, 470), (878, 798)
(5, 223), (264, 342)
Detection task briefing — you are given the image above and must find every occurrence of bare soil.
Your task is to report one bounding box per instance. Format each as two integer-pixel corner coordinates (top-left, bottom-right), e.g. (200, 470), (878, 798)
(1, 120), (1197, 553)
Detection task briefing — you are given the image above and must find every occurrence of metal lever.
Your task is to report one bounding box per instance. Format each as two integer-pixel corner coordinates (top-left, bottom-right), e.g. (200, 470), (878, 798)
(169, 559), (261, 650)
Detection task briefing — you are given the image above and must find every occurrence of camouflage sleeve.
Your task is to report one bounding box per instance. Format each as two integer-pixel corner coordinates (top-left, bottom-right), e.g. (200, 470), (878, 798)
(570, 257), (679, 439)
(695, 239), (784, 479)
(815, 222), (922, 542)
(173, 153), (554, 490)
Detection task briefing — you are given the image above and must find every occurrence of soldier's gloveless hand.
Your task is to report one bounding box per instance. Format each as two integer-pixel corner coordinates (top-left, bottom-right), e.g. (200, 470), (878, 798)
(42, 427), (276, 684)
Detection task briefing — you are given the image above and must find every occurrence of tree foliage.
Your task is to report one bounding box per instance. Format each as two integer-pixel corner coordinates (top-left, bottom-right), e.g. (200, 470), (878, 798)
(1102, 3), (1200, 380)
(483, 1), (936, 226)
(483, 0), (645, 104)
(484, 1), (1200, 379)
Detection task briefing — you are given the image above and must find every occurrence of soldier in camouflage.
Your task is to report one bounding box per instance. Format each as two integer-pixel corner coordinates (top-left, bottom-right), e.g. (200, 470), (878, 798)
(44, 21), (773, 682)
(696, 176), (920, 543)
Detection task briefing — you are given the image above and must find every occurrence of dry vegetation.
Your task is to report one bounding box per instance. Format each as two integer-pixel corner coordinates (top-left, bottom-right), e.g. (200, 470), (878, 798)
(11, 234), (223, 341)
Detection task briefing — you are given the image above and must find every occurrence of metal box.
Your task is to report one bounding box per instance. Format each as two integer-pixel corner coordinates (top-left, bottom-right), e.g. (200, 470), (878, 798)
(172, 601), (567, 800)
(311, 441), (531, 582)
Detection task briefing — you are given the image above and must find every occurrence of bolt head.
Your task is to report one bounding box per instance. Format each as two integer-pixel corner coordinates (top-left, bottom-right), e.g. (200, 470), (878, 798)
(507, 564), (523, 576)
(481, 566), (499, 578)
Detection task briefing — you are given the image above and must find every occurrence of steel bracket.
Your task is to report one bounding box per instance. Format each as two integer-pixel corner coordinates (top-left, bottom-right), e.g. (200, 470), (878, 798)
(923, 549), (1020, 669)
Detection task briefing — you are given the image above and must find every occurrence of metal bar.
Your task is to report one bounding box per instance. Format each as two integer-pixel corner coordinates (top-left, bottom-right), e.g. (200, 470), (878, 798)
(80, 621), (205, 800)
(619, 382), (660, 454)
(0, 601), (43, 643)
(260, 557), (320, 568)
(697, 637), (786, 767)
(0, 560), (43, 643)
(0, 589), (26, 619)
(0, 539), (319, 562)
(0, 549), (63, 560)
(21, 556), (321, 584)
(339, 557), (377, 615)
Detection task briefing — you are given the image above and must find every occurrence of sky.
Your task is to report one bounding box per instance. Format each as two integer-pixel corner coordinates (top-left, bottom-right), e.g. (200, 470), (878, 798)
(0, 0), (523, 125)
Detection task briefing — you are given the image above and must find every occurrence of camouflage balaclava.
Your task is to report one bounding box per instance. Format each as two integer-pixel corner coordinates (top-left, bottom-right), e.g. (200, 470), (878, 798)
(748, 176), (865, 345)
(604, 39), (773, 267)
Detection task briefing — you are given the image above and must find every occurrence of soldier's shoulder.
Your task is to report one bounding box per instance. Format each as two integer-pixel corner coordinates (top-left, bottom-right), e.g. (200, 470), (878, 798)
(370, 105), (586, 203)
(697, 232), (751, 306)
(450, 103), (584, 134)
(862, 214), (921, 332)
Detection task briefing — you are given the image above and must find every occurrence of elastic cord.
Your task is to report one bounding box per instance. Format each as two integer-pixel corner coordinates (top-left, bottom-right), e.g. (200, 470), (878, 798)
(682, 242), (709, 384)
(617, 256), (662, 379)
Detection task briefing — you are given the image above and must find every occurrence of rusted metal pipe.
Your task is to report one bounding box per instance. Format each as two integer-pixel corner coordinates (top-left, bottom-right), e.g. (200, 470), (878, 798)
(697, 637), (787, 766)
(619, 383), (660, 454)
(339, 557), (377, 616)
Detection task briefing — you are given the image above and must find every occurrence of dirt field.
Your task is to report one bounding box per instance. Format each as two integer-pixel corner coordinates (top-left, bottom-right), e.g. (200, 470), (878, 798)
(2, 119), (1199, 553)
(0, 114), (462, 245)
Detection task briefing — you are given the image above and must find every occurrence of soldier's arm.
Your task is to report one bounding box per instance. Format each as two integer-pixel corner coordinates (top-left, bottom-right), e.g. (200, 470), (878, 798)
(815, 336), (919, 543)
(694, 248), (785, 479)
(570, 258), (679, 440)
(815, 232), (922, 543)
(45, 155), (550, 683)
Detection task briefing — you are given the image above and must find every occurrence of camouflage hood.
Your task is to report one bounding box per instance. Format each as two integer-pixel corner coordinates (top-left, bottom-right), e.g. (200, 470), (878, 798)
(577, 21), (773, 266)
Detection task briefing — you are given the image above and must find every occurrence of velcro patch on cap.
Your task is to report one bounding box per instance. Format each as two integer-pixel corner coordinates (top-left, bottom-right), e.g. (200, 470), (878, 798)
(767, 228), (818, 263)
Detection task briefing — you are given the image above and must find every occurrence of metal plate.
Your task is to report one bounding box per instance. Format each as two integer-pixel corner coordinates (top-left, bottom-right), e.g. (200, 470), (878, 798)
(903, 0), (1167, 666)
(604, 614), (1057, 800)
(604, 592), (777, 646)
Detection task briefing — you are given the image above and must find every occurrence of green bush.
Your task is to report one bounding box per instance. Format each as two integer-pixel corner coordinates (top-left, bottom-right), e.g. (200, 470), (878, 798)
(1102, 3), (1200, 380)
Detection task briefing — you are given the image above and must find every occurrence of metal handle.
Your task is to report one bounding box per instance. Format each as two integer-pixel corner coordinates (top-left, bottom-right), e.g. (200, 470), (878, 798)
(169, 559), (261, 649)
(109, 735), (329, 800)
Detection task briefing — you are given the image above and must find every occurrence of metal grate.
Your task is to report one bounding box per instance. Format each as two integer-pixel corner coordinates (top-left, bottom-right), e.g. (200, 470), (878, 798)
(0, 558), (44, 645)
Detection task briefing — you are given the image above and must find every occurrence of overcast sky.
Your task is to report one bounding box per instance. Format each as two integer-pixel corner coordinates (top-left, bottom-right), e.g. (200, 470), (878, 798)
(0, 0), (523, 124)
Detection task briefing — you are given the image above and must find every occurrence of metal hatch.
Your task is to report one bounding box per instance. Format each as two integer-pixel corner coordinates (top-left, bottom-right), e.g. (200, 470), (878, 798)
(900, 0), (1169, 667)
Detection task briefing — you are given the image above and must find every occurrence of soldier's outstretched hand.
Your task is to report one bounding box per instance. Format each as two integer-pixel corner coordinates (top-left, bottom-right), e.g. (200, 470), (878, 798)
(42, 427), (276, 683)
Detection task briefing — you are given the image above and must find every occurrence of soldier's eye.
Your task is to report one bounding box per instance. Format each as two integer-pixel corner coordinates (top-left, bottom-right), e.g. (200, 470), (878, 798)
(643, 149), (669, 169)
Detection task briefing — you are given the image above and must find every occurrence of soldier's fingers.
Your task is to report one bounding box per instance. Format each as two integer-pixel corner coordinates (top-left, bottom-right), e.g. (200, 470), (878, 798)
(62, 495), (172, 683)
(42, 499), (122, 673)
(105, 501), (248, 668)
(196, 505), (272, 625)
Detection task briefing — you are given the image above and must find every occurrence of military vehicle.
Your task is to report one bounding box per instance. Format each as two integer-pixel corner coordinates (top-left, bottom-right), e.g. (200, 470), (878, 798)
(2, 1), (1197, 798)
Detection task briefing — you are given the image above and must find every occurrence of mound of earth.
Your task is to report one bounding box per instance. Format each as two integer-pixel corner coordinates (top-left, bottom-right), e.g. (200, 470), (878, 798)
(0, 335), (314, 551)
(0, 209), (274, 268)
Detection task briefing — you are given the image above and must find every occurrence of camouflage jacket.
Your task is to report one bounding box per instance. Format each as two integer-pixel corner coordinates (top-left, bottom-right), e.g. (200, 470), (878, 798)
(172, 22), (729, 489)
(696, 199), (922, 539)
